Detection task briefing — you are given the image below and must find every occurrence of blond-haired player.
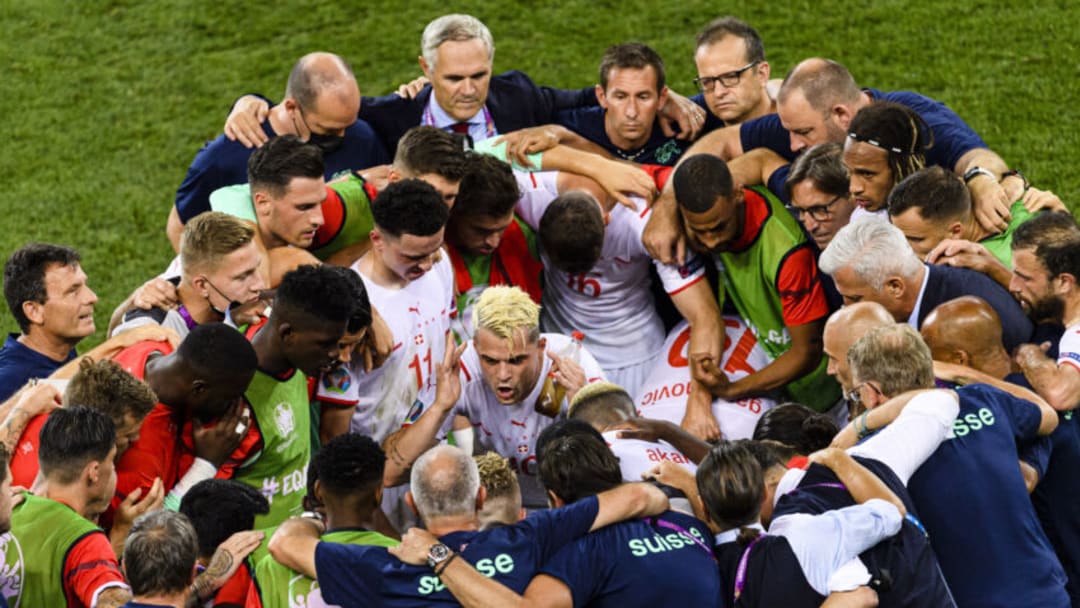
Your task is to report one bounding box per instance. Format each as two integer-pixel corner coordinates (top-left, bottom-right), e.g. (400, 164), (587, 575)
(384, 285), (605, 510)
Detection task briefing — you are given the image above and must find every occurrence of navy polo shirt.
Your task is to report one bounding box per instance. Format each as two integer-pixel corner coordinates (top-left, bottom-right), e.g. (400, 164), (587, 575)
(908, 383), (1069, 608)
(540, 510), (720, 607)
(314, 496), (599, 606)
(0, 334), (73, 402)
(174, 118), (389, 223)
(554, 106), (689, 166)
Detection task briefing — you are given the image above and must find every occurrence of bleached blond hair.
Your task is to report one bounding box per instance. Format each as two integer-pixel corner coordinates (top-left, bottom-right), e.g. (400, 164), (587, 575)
(472, 285), (540, 346)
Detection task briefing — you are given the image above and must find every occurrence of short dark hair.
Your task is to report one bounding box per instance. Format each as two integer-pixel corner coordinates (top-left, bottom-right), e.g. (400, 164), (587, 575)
(696, 440), (763, 532)
(315, 433), (385, 498)
(371, 179), (449, 238)
(785, 142), (848, 201)
(0, 444), (9, 485)
(453, 155), (520, 220)
(3, 243), (81, 333)
(752, 403), (838, 454)
(599, 42), (666, 91)
(1012, 212), (1080, 279)
(673, 154), (734, 213)
(887, 166), (969, 221)
(274, 264), (371, 333)
(123, 510), (199, 596)
(539, 191), (605, 274)
(538, 432), (622, 505)
(394, 126), (468, 181)
(180, 479), (269, 558)
(695, 17), (765, 64)
(247, 135), (325, 198)
(177, 322), (260, 386)
(64, 358), (158, 424)
(847, 101), (934, 187)
(39, 406), (116, 484)
(535, 419), (605, 464)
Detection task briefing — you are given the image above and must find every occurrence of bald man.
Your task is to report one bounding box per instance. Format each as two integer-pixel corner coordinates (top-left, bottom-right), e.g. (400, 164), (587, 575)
(167, 51), (390, 250)
(920, 296), (1014, 380)
(822, 301), (895, 416)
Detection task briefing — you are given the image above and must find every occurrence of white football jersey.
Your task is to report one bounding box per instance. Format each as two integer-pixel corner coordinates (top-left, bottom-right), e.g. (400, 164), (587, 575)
(601, 430), (697, 482)
(439, 332), (606, 509)
(315, 252), (455, 443)
(514, 171), (705, 371)
(636, 317), (776, 440)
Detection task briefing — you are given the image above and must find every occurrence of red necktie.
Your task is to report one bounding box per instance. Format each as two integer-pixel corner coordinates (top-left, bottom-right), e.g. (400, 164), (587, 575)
(450, 122), (470, 134)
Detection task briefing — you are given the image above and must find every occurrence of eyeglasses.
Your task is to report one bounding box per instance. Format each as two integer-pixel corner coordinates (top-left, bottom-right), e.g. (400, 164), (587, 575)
(693, 62), (758, 92)
(846, 381), (882, 408)
(790, 193), (848, 222)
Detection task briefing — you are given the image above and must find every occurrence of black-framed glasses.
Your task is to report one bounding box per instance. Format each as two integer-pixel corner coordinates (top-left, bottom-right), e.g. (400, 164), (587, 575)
(693, 62), (758, 92)
(790, 193), (848, 222)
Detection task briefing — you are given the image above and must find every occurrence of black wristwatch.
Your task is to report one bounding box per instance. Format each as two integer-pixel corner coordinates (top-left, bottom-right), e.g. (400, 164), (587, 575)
(427, 543), (453, 570)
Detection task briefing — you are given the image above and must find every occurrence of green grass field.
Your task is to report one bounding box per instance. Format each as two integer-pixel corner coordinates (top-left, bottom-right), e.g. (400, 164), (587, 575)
(1, 0), (1077, 346)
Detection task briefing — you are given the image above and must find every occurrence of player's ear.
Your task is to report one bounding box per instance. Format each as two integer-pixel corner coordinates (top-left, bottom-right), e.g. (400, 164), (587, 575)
(537, 336), (547, 353)
(594, 84), (607, 108)
(656, 85), (669, 110)
(419, 56), (431, 79)
(475, 485), (487, 511)
(405, 490), (419, 517)
(21, 300), (45, 326)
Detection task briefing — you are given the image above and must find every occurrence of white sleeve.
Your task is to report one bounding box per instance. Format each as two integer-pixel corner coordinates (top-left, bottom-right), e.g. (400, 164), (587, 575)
(653, 254), (707, 295)
(513, 170), (560, 230)
(827, 558), (873, 592)
(1058, 326), (1080, 372)
(769, 498), (903, 596)
(848, 390), (959, 485)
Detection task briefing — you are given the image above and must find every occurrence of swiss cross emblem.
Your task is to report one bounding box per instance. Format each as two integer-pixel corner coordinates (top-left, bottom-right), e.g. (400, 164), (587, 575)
(414, 334), (424, 345)
(518, 444), (529, 454)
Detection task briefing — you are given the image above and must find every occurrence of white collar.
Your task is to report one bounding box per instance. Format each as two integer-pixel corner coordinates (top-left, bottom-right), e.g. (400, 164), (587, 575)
(714, 521), (766, 545)
(906, 264), (931, 329)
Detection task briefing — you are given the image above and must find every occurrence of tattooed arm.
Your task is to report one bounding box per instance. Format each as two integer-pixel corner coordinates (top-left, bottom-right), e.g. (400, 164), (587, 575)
(0, 382), (62, 452)
(186, 530), (264, 607)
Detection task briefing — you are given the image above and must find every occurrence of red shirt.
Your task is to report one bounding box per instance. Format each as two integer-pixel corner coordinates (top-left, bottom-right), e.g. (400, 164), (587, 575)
(110, 341), (262, 516)
(728, 188), (830, 327)
(63, 523), (128, 606)
(10, 413), (48, 487)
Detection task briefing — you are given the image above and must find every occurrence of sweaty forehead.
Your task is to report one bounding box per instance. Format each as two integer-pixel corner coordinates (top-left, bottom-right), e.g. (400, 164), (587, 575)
(434, 39), (492, 75)
(695, 35), (750, 71)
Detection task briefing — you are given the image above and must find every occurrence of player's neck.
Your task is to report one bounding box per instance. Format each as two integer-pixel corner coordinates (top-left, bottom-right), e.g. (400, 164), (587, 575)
(176, 283), (222, 325)
(1063, 298), (1080, 329)
(250, 322), (292, 376)
(357, 253), (409, 290)
(42, 482), (95, 520)
(424, 513), (481, 536)
(18, 329), (79, 362)
(963, 216), (992, 243)
(605, 117), (650, 152)
(267, 103), (296, 137)
(132, 590), (187, 608)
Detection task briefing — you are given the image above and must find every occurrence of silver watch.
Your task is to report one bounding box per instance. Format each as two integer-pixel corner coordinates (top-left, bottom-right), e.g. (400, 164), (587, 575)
(426, 542), (452, 569)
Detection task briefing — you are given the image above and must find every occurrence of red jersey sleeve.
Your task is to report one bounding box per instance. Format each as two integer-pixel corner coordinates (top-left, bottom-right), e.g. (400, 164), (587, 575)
(775, 245), (830, 327)
(214, 561), (260, 607)
(63, 531), (128, 607)
(9, 413), (47, 488)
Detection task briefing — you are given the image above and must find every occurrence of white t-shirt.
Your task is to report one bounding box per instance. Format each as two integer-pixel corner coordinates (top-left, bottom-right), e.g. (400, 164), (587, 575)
(635, 317), (776, 440)
(514, 171), (705, 370)
(440, 332), (606, 508)
(315, 252), (455, 443)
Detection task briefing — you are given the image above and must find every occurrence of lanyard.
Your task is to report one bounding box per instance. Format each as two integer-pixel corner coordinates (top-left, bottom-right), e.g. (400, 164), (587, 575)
(423, 103), (496, 140)
(175, 304), (199, 330)
(733, 534), (765, 602)
(649, 517), (716, 560)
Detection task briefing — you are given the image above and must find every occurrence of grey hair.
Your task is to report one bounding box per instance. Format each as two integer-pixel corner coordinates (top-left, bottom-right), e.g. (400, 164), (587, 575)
(122, 510), (199, 596)
(819, 219), (923, 290)
(411, 445), (481, 520)
(848, 323), (935, 395)
(421, 14), (495, 71)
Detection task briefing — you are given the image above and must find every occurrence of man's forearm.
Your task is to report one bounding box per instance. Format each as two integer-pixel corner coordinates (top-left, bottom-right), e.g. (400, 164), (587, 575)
(435, 556), (526, 608)
(381, 404), (454, 487)
(724, 342), (821, 401)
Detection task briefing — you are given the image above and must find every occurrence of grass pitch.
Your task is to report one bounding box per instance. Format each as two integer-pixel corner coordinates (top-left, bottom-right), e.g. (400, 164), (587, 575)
(1, 0), (1076, 345)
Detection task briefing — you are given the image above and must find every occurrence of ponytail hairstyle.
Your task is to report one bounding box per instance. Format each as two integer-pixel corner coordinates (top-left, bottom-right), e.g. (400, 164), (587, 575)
(696, 440), (764, 545)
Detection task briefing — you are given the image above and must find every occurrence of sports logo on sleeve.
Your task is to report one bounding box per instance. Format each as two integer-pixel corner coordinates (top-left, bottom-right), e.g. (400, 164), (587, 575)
(0, 532), (24, 606)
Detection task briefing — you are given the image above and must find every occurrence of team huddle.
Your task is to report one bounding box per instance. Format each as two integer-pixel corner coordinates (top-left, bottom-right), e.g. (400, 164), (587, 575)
(1, 10), (1078, 608)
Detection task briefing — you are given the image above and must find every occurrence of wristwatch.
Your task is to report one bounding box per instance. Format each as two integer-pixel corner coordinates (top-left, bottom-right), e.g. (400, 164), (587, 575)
(963, 166), (996, 183)
(427, 543), (453, 570)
